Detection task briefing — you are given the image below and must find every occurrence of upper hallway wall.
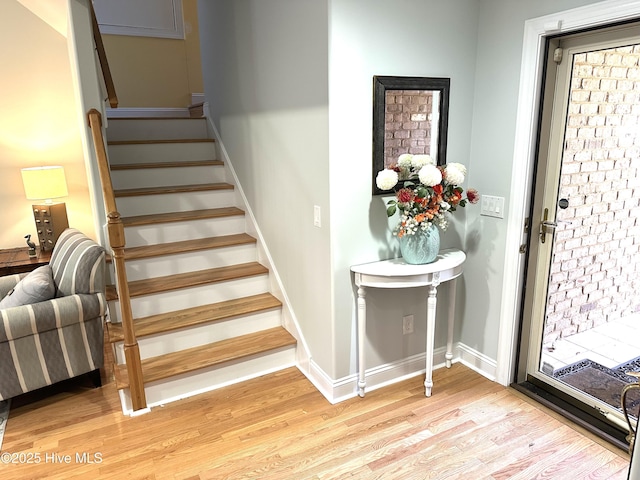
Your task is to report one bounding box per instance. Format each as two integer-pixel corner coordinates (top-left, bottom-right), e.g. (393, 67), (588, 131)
(99, 0), (203, 108)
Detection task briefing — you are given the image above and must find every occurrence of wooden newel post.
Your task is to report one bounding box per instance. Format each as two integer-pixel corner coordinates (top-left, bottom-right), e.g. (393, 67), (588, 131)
(108, 214), (147, 411)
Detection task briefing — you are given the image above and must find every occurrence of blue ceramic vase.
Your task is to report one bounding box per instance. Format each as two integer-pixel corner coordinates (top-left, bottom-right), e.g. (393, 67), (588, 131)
(398, 224), (440, 264)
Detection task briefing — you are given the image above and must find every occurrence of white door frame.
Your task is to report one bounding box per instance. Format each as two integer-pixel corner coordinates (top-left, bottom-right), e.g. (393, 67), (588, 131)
(496, 0), (640, 386)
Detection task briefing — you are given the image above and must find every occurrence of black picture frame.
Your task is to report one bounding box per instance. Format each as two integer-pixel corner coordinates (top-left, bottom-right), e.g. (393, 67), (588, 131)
(372, 75), (450, 195)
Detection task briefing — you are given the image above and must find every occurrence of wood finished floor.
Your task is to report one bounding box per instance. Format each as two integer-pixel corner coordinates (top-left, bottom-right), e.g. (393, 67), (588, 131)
(1, 363), (630, 480)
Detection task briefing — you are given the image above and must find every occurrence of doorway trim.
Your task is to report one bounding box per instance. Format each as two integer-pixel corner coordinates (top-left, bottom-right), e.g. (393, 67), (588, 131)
(496, 0), (640, 386)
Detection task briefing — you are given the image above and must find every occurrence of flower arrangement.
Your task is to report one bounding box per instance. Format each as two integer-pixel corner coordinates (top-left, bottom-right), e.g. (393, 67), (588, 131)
(376, 153), (479, 237)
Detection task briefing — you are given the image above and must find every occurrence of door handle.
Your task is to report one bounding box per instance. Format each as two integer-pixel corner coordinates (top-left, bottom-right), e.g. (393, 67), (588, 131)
(539, 208), (557, 244)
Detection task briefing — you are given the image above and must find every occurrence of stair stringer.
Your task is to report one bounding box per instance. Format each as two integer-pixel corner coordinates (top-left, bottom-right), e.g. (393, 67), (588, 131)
(203, 110), (313, 383)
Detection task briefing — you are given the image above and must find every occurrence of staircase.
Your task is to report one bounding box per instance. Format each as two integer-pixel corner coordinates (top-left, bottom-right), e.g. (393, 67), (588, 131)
(103, 115), (297, 413)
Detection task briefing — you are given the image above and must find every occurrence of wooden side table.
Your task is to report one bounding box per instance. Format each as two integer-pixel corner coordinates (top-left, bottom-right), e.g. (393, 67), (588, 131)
(351, 249), (466, 397)
(0, 247), (52, 277)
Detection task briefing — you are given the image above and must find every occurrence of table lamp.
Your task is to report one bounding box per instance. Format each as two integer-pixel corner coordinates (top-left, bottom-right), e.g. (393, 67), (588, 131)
(21, 166), (70, 251)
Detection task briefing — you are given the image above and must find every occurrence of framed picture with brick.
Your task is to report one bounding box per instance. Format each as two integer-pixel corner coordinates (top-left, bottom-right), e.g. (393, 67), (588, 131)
(372, 75), (450, 195)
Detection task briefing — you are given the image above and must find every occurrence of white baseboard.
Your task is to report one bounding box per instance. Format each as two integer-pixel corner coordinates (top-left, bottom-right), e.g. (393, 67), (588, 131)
(456, 342), (497, 381)
(106, 107), (190, 118)
(306, 342), (497, 404)
(190, 93), (205, 104)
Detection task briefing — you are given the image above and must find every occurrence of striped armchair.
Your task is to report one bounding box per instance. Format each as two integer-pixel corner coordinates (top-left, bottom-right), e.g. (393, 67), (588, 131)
(0, 229), (107, 400)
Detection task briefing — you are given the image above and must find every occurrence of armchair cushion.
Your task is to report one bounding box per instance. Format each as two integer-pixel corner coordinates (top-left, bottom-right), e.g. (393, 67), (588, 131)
(0, 265), (56, 309)
(50, 228), (105, 297)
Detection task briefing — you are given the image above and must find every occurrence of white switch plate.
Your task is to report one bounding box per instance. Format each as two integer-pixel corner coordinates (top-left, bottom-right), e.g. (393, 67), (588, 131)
(480, 195), (505, 218)
(314, 205), (321, 227)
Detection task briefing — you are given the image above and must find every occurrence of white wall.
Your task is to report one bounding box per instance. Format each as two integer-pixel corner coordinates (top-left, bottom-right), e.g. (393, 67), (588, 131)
(0, 0), (97, 248)
(197, 0), (333, 372)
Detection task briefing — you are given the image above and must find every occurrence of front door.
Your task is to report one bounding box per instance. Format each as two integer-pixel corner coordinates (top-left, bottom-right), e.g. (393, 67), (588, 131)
(520, 23), (640, 433)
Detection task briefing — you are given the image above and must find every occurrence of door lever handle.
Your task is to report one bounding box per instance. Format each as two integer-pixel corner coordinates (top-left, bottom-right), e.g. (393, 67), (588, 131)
(539, 208), (557, 244)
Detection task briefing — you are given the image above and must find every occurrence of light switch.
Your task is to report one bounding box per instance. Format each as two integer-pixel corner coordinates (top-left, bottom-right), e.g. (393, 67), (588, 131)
(314, 205), (321, 227)
(480, 195), (505, 218)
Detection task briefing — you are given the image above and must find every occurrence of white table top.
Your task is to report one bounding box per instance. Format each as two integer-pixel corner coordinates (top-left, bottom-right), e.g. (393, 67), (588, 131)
(351, 248), (465, 288)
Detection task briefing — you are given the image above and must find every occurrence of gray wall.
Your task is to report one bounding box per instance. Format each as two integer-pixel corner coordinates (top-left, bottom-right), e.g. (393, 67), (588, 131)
(197, 0), (334, 372)
(328, 0), (480, 379)
(198, 0), (608, 383)
(462, 0), (605, 358)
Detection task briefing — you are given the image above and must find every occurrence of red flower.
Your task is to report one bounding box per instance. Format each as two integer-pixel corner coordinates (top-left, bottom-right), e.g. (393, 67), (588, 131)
(466, 188), (480, 204)
(433, 184), (443, 195)
(396, 188), (414, 204)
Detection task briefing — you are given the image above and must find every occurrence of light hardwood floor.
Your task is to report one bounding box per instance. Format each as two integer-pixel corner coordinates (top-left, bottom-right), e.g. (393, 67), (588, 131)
(1, 363), (630, 479)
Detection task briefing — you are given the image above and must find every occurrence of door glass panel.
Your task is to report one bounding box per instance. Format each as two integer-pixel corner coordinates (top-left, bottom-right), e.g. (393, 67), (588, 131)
(538, 41), (640, 417)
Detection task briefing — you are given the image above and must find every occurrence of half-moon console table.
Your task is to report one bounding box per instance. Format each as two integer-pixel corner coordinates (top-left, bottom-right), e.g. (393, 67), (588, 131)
(351, 248), (465, 397)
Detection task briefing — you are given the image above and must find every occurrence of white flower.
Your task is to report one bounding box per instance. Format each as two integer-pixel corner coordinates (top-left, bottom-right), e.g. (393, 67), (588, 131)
(376, 169), (399, 191)
(418, 164), (442, 187)
(444, 163), (467, 185)
(397, 154), (413, 168)
(411, 154), (435, 169)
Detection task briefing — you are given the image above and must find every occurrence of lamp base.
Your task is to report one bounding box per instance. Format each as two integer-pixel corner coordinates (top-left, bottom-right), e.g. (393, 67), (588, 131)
(32, 203), (69, 251)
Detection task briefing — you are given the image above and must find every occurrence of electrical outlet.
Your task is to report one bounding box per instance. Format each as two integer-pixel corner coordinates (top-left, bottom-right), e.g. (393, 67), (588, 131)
(402, 315), (414, 335)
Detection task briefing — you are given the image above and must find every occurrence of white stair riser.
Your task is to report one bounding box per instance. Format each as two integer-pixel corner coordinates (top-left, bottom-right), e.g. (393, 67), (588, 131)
(123, 216), (246, 246)
(108, 275), (271, 320)
(113, 310), (282, 362)
(108, 142), (216, 164)
(111, 166), (226, 189)
(121, 244), (257, 281)
(116, 190), (235, 217)
(107, 118), (209, 141)
(118, 347), (296, 414)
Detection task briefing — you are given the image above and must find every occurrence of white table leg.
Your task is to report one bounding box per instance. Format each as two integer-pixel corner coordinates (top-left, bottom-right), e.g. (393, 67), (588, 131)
(356, 285), (367, 397)
(445, 278), (457, 368)
(424, 284), (437, 397)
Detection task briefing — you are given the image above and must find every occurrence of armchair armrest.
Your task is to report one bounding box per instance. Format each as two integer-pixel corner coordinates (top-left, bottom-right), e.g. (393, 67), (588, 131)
(0, 293), (106, 342)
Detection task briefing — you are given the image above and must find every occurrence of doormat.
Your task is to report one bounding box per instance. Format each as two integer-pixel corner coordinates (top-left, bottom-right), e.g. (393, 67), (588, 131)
(0, 400), (9, 451)
(553, 357), (640, 416)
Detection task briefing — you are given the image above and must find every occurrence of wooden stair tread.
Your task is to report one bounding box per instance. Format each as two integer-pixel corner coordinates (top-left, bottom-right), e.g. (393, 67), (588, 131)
(121, 207), (244, 227)
(107, 293), (281, 343)
(114, 183), (233, 197)
(114, 327), (296, 389)
(107, 138), (215, 145)
(106, 262), (268, 301)
(110, 160), (223, 170)
(112, 234), (256, 262)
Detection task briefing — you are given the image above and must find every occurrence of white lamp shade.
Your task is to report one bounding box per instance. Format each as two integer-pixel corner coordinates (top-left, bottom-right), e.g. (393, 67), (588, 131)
(21, 166), (68, 201)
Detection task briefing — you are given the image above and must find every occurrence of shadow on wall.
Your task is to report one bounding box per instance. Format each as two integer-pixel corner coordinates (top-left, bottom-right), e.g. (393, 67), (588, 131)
(456, 214), (495, 354)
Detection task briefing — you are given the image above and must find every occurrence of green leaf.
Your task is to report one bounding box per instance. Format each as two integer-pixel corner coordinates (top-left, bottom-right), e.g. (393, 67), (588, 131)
(386, 204), (397, 217)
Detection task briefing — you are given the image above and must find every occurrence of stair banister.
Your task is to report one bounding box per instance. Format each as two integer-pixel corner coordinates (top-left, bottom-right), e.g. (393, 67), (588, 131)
(87, 109), (147, 412)
(90, 2), (118, 108)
